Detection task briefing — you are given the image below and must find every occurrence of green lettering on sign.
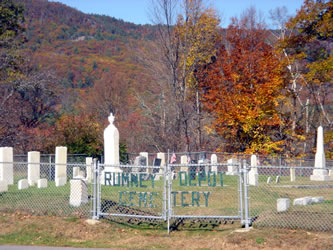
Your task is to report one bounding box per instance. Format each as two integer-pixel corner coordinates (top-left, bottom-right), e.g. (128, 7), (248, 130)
(139, 192), (147, 207)
(149, 192), (157, 208)
(208, 171), (216, 187)
(181, 191), (189, 207)
(140, 174), (147, 188)
(104, 172), (112, 186)
(192, 191), (200, 207)
(119, 191), (127, 206)
(113, 173), (121, 186)
(122, 173), (129, 187)
(198, 171), (206, 186)
(189, 171), (196, 186)
(129, 191), (136, 206)
(203, 192), (210, 207)
(131, 173), (138, 187)
(171, 191), (178, 207)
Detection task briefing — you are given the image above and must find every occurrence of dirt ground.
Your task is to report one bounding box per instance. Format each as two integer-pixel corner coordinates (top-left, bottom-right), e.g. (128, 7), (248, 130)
(0, 212), (332, 249)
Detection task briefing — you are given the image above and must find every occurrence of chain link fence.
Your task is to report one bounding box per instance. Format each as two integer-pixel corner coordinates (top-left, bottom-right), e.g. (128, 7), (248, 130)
(0, 162), (93, 217)
(248, 165), (333, 231)
(1, 154), (333, 232)
(168, 163), (241, 220)
(98, 163), (166, 221)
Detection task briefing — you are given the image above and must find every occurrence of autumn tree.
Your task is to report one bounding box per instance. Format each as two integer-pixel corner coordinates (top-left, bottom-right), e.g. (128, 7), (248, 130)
(144, 0), (221, 152)
(198, 7), (285, 154)
(48, 114), (103, 155)
(0, 0), (25, 83)
(273, 0), (333, 156)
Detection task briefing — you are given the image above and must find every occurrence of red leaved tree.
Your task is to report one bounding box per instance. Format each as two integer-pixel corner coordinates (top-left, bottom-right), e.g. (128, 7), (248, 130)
(198, 8), (285, 154)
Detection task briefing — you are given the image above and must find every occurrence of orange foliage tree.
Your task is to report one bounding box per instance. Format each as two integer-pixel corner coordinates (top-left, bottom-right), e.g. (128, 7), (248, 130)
(198, 8), (285, 154)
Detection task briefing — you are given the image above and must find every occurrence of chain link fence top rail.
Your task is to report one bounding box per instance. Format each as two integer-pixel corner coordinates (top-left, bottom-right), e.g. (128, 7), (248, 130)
(13, 154), (90, 164)
(248, 165), (333, 231)
(0, 162), (93, 218)
(98, 164), (166, 220)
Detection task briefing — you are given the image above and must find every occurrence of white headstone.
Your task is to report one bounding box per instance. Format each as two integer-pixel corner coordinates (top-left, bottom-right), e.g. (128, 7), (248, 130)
(18, 179), (29, 190)
(37, 178), (48, 188)
(267, 176), (271, 184)
(69, 179), (88, 207)
(180, 155), (188, 172)
(85, 157), (93, 183)
(226, 158), (238, 175)
(248, 154), (258, 186)
(73, 167), (80, 178)
(211, 154), (218, 172)
(28, 151), (40, 186)
(310, 126), (330, 181)
(312, 196), (324, 204)
(329, 169), (333, 178)
(251, 155), (257, 167)
(276, 176), (280, 183)
(248, 169), (258, 186)
(55, 177), (66, 187)
(139, 152), (149, 167)
(157, 153), (165, 167)
(277, 198), (290, 212)
(290, 168), (296, 182)
(0, 147), (13, 185)
(104, 113), (119, 166)
(293, 197), (313, 206)
(55, 146), (67, 182)
(0, 180), (8, 192)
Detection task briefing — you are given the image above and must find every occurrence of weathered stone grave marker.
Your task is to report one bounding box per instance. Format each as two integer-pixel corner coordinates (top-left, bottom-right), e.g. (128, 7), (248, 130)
(28, 151), (40, 186)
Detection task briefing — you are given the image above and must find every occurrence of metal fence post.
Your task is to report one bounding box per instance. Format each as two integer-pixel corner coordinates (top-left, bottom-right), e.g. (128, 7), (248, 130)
(163, 159), (167, 221)
(96, 160), (101, 219)
(92, 158), (98, 220)
(243, 159), (250, 228)
(238, 162), (244, 224)
(167, 150), (171, 235)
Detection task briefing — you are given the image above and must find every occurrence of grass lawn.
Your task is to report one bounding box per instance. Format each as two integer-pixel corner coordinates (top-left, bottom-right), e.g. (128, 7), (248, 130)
(0, 212), (332, 249)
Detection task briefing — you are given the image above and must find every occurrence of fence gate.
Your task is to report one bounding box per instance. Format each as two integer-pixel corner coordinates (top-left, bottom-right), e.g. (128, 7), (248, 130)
(92, 160), (250, 232)
(92, 161), (167, 223)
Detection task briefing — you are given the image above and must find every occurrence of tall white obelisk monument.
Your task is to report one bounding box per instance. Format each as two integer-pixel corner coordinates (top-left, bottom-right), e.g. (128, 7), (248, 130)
(104, 113), (119, 166)
(310, 126), (330, 181)
(103, 113), (122, 184)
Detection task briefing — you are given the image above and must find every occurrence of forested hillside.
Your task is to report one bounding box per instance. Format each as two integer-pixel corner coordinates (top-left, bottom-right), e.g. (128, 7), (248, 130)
(1, 0), (332, 159)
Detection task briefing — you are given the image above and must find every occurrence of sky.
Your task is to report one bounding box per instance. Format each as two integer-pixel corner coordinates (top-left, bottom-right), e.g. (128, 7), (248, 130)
(49, 0), (305, 27)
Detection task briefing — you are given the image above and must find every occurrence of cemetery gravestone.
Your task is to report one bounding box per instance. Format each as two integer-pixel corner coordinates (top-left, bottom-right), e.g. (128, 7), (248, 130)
(55, 146), (67, 186)
(103, 113), (121, 184)
(37, 178), (48, 188)
(28, 151), (40, 186)
(290, 168), (296, 182)
(104, 113), (120, 166)
(310, 126), (330, 181)
(180, 155), (188, 172)
(248, 154), (258, 186)
(18, 179), (29, 190)
(226, 158), (238, 175)
(0, 180), (7, 192)
(267, 176), (271, 184)
(277, 198), (290, 212)
(0, 147), (13, 185)
(69, 179), (88, 207)
(211, 154), (218, 173)
(85, 157), (93, 183)
(73, 167), (80, 178)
